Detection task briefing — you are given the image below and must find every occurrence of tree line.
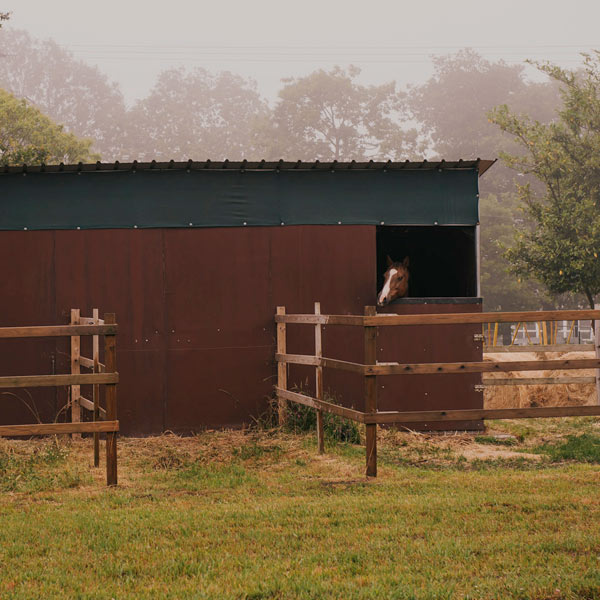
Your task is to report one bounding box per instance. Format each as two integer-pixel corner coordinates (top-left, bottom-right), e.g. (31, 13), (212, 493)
(1, 26), (599, 311)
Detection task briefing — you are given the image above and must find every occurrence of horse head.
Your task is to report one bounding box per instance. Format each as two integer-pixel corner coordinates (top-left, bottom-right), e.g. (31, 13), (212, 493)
(377, 256), (409, 306)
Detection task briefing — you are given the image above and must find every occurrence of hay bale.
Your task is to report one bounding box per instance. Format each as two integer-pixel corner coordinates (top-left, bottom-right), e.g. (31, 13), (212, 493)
(484, 350), (597, 409)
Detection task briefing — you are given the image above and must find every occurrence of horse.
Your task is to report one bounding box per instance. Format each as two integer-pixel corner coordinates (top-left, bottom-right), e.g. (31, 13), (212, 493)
(377, 256), (409, 306)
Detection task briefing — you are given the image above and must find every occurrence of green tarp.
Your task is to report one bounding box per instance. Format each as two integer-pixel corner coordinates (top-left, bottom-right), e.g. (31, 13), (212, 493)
(0, 168), (479, 230)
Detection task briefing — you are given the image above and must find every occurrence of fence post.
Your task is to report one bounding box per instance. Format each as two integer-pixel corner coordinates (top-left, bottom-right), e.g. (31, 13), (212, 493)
(104, 313), (118, 486)
(92, 308), (100, 468)
(70, 308), (81, 439)
(595, 304), (600, 406)
(364, 306), (378, 477)
(276, 306), (288, 426)
(314, 302), (324, 454)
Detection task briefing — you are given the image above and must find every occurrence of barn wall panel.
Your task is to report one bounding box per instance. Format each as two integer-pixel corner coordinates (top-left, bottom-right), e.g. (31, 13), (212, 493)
(165, 347), (273, 431)
(377, 301), (484, 430)
(271, 226), (375, 407)
(163, 228), (274, 430)
(54, 230), (166, 434)
(0, 232), (57, 424)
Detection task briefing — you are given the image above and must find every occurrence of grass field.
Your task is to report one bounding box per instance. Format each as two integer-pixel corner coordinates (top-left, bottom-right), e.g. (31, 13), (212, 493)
(1, 418), (600, 599)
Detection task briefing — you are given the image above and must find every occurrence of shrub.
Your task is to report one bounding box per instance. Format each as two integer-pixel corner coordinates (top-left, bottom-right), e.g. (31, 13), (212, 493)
(258, 388), (361, 444)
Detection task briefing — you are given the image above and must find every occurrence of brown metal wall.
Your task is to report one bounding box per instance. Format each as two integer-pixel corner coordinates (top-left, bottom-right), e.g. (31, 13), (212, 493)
(0, 232), (58, 425)
(0, 226), (375, 434)
(376, 301), (484, 431)
(0, 225), (482, 434)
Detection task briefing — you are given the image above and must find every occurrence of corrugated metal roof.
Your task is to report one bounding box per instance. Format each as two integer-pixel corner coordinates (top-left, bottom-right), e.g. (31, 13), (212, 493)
(0, 158), (496, 177)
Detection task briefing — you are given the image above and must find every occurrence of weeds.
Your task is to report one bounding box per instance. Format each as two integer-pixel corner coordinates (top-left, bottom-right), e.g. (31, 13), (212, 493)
(0, 440), (84, 492)
(475, 435), (519, 447)
(533, 433), (600, 463)
(258, 388), (362, 445)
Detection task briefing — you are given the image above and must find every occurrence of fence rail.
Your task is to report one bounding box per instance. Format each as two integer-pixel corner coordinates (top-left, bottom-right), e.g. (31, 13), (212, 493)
(275, 304), (600, 477)
(0, 309), (119, 486)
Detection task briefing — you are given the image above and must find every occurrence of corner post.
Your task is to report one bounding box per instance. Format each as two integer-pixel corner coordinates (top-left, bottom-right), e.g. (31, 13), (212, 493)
(276, 306), (288, 426)
(92, 308), (100, 467)
(594, 304), (600, 405)
(70, 308), (81, 439)
(364, 306), (378, 477)
(104, 313), (118, 486)
(314, 302), (324, 454)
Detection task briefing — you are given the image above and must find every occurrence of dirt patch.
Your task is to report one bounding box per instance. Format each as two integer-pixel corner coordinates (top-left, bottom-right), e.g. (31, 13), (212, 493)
(484, 350), (597, 409)
(378, 429), (542, 464)
(460, 445), (541, 461)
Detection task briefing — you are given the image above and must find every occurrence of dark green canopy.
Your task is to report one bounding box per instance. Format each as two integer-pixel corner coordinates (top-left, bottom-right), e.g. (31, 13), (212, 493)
(0, 160), (491, 230)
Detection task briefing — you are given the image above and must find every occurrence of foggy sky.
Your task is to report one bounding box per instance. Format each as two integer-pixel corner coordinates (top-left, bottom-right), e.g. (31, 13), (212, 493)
(6, 0), (600, 104)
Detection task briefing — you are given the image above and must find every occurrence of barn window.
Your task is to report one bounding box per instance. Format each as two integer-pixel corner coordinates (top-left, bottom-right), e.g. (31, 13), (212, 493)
(376, 225), (478, 299)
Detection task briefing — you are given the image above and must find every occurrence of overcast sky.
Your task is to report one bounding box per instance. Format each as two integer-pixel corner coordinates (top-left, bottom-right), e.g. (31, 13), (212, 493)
(6, 0), (600, 104)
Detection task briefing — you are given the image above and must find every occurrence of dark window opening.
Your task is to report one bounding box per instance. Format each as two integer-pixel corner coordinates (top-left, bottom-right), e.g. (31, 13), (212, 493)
(376, 226), (477, 298)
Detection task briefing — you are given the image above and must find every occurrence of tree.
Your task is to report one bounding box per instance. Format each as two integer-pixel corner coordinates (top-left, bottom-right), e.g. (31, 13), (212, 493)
(123, 67), (268, 161)
(405, 50), (566, 309)
(0, 88), (98, 165)
(405, 49), (561, 194)
(489, 52), (600, 309)
(479, 193), (552, 310)
(257, 66), (417, 161)
(0, 29), (127, 160)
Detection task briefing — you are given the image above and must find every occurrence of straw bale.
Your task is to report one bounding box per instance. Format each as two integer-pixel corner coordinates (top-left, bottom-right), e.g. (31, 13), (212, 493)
(483, 350), (597, 409)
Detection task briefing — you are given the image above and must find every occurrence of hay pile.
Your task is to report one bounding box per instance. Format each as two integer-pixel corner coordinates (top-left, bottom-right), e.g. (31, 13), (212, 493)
(484, 350), (597, 409)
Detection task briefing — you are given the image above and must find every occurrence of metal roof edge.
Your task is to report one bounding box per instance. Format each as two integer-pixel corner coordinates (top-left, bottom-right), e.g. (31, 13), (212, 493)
(1, 158), (496, 176)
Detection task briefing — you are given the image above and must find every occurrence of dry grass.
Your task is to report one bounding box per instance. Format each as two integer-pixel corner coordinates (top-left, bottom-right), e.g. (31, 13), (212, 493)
(485, 350), (597, 409)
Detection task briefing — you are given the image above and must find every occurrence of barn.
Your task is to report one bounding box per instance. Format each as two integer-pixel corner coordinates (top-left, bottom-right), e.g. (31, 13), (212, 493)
(0, 159), (494, 434)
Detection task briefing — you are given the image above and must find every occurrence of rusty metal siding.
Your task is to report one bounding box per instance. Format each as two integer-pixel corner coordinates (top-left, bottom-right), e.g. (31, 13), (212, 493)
(0, 232), (57, 425)
(0, 225), (481, 434)
(377, 300), (484, 431)
(163, 225), (375, 431)
(52, 230), (167, 434)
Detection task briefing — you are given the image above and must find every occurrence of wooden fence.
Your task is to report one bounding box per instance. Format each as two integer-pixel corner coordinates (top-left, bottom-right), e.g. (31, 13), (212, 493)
(0, 310), (119, 486)
(483, 319), (595, 349)
(481, 304), (600, 398)
(275, 304), (600, 477)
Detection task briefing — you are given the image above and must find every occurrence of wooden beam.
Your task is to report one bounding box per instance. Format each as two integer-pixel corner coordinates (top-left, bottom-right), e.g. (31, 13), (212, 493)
(275, 310), (600, 328)
(0, 324), (118, 338)
(104, 313), (118, 487)
(274, 314), (363, 326)
(365, 309), (600, 326)
(0, 421), (119, 437)
(93, 308), (100, 468)
(482, 377), (596, 386)
(79, 395), (107, 417)
(276, 388), (365, 423)
(0, 373), (118, 389)
(368, 358), (600, 376)
(320, 357), (366, 374)
(595, 304), (600, 406)
(364, 306), (378, 477)
(484, 344), (594, 353)
(275, 314), (328, 324)
(276, 307), (288, 425)
(70, 309), (81, 438)
(364, 405), (600, 424)
(275, 353), (319, 366)
(80, 356), (105, 372)
(314, 302), (324, 455)
(275, 353), (365, 374)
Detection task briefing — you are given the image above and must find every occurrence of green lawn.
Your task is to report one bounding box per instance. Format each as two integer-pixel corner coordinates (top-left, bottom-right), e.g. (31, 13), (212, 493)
(1, 420), (600, 599)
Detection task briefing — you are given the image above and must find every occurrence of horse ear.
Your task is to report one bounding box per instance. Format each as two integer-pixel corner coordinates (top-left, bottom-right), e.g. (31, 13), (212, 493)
(386, 255), (393, 267)
(403, 256), (410, 268)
